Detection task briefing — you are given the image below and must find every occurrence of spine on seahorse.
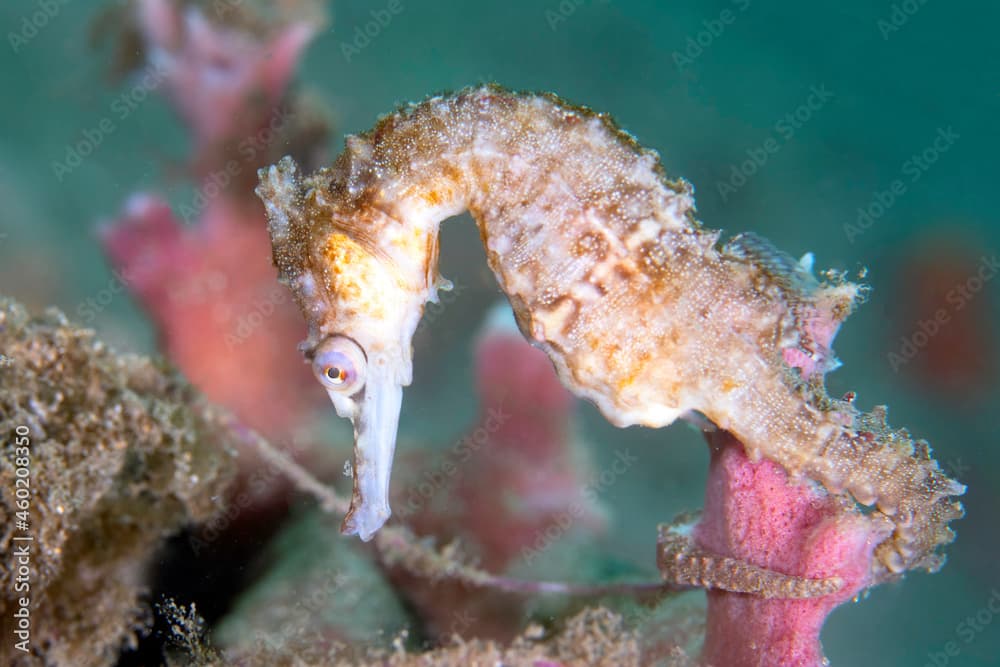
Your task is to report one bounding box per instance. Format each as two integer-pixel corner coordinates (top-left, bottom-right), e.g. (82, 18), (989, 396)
(256, 85), (963, 573)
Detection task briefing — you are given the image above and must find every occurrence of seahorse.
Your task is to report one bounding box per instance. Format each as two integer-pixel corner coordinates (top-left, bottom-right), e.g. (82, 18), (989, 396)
(256, 85), (964, 582)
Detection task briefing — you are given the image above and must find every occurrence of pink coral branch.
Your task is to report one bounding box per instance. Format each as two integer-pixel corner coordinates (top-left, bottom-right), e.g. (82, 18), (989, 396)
(695, 430), (891, 667)
(137, 0), (315, 162)
(679, 306), (892, 666)
(648, 287), (900, 665)
(97, 1), (327, 516)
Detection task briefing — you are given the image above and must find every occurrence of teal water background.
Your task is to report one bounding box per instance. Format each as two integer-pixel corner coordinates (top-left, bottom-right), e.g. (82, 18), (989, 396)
(1, 1), (998, 664)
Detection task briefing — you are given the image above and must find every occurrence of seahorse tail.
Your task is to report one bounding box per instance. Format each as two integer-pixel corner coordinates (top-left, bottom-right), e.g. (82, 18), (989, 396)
(800, 406), (965, 578)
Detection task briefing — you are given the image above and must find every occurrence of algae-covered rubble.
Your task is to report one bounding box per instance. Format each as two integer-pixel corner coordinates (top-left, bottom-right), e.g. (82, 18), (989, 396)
(0, 296), (235, 667)
(171, 600), (662, 667)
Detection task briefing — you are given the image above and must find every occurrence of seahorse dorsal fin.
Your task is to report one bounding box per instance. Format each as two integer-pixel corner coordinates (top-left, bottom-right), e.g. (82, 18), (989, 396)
(723, 231), (819, 299)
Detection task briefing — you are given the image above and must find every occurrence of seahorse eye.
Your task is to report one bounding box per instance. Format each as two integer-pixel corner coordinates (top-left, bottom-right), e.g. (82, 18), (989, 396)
(325, 366), (347, 384)
(313, 336), (367, 395)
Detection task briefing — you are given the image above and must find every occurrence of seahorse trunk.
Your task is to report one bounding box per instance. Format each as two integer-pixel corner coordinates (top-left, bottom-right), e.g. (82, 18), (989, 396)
(257, 85), (963, 574)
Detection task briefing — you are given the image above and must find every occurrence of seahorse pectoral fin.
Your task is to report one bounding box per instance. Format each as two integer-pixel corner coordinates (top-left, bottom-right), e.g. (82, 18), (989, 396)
(339, 368), (403, 541)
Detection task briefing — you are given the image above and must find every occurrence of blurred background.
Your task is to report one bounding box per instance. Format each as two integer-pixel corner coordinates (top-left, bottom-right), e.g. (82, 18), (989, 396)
(1, 0), (998, 664)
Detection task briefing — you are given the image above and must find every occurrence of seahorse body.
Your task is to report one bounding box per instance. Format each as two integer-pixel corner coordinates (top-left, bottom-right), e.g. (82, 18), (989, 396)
(257, 85), (963, 578)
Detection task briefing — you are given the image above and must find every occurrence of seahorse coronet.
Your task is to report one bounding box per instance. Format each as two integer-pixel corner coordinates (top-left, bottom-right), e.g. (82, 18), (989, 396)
(257, 84), (964, 572)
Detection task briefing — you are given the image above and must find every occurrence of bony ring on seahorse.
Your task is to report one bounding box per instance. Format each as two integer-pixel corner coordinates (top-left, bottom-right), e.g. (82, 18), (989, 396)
(256, 85), (964, 583)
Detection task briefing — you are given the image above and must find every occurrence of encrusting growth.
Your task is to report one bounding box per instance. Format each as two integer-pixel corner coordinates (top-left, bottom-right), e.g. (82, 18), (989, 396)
(0, 296), (235, 667)
(256, 85), (964, 583)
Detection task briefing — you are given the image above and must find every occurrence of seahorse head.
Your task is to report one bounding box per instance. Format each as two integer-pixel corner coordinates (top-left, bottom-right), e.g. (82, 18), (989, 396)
(257, 157), (435, 540)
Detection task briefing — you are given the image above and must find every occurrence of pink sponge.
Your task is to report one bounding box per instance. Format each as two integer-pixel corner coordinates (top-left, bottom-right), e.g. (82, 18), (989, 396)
(695, 430), (892, 667)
